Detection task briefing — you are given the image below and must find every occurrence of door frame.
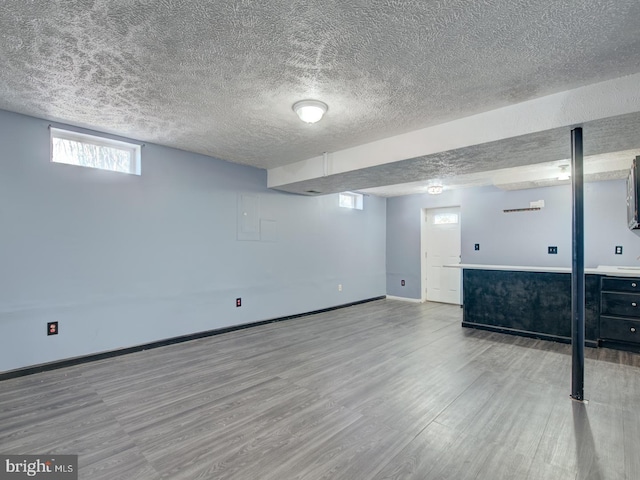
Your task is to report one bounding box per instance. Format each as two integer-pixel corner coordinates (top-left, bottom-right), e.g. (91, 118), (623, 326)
(420, 205), (462, 303)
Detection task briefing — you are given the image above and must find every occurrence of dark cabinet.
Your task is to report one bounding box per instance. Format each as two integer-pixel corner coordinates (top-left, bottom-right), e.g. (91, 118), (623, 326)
(600, 277), (640, 348)
(600, 316), (640, 343)
(461, 269), (640, 351)
(462, 269), (599, 344)
(601, 277), (640, 293)
(601, 292), (640, 317)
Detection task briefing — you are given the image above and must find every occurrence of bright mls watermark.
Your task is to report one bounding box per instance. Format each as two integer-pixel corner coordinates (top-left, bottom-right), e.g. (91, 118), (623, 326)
(0, 455), (77, 479)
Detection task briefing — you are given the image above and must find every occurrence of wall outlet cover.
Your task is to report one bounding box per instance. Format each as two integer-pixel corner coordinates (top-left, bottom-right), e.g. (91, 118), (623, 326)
(615, 246), (623, 255)
(548, 246), (558, 254)
(47, 321), (58, 336)
(474, 243), (480, 251)
(236, 298), (241, 307)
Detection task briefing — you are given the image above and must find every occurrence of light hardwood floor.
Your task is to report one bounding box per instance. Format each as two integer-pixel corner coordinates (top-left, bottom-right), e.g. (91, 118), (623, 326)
(2, 299), (640, 479)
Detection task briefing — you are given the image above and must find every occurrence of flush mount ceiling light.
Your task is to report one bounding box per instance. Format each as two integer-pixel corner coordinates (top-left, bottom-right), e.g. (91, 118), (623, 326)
(426, 185), (444, 195)
(292, 100), (328, 124)
(558, 165), (571, 181)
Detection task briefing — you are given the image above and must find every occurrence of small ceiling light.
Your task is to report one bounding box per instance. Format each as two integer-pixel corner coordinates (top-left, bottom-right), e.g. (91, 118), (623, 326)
(558, 165), (571, 181)
(427, 185), (444, 195)
(293, 100), (328, 124)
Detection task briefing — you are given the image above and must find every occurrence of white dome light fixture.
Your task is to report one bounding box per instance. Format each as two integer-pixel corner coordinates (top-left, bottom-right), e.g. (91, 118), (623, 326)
(293, 100), (328, 124)
(426, 185), (444, 195)
(558, 165), (571, 181)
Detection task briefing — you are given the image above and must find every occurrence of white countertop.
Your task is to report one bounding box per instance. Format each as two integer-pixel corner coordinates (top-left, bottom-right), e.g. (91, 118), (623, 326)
(445, 264), (640, 277)
(591, 265), (640, 277)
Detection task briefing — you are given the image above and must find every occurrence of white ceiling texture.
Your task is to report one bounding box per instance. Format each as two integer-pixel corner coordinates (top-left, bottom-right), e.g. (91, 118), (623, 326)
(1, 1), (639, 196)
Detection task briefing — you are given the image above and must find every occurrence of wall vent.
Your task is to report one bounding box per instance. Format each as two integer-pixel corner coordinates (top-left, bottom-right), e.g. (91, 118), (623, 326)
(503, 207), (541, 213)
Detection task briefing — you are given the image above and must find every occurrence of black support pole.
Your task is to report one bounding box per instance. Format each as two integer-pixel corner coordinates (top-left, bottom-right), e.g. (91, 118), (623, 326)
(571, 127), (585, 401)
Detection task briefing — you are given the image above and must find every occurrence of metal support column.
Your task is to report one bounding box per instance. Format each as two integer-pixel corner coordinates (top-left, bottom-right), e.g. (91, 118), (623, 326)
(571, 127), (585, 401)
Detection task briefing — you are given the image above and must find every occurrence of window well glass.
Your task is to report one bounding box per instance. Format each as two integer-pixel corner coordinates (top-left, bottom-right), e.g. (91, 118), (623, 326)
(433, 212), (459, 225)
(339, 192), (364, 210)
(51, 127), (141, 175)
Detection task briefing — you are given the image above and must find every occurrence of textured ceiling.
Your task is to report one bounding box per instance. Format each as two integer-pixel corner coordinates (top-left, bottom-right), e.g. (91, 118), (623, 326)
(1, 0), (639, 191)
(275, 111), (640, 195)
(360, 150), (635, 197)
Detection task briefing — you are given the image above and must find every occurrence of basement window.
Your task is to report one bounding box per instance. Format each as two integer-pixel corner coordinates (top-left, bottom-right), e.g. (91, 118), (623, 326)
(339, 192), (364, 210)
(50, 127), (141, 175)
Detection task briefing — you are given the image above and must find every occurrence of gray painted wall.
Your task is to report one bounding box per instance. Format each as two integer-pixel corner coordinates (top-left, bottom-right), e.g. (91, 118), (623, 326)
(0, 110), (386, 372)
(386, 189), (463, 299)
(387, 180), (640, 299)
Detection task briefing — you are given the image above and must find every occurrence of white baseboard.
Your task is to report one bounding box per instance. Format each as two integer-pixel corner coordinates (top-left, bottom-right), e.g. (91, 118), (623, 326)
(385, 295), (423, 303)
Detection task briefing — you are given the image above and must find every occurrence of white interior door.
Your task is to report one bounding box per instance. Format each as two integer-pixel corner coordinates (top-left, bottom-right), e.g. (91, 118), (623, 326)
(424, 207), (461, 304)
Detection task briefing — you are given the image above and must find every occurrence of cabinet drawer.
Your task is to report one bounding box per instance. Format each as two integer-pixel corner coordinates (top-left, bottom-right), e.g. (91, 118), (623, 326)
(600, 315), (640, 344)
(601, 292), (640, 317)
(602, 277), (640, 293)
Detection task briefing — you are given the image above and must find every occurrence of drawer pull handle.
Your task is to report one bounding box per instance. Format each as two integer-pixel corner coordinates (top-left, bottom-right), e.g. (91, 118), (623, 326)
(634, 283), (638, 287)
(632, 328), (637, 333)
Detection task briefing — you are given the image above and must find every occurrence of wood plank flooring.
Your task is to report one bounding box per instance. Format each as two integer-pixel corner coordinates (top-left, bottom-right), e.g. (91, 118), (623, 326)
(2, 299), (640, 479)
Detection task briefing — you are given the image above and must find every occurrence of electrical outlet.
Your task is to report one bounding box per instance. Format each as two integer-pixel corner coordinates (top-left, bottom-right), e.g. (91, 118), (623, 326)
(548, 246), (558, 254)
(47, 321), (58, 336)
(338, 284), (342, 292)
(236, 298), (241, 307)
(474, 244), (480, 251)
(401, 280), (405, 286)
(615, 246), (623, 255)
